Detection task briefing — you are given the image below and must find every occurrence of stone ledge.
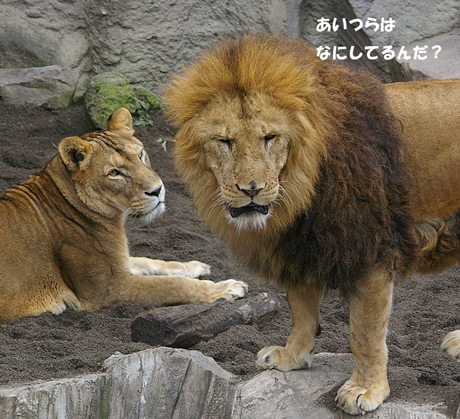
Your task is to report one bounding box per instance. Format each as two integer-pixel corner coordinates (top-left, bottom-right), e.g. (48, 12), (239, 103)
(0, 349), (452, 419)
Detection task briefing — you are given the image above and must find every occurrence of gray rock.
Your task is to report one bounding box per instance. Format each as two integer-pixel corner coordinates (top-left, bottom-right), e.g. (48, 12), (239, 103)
(395, 28), (460, 80)
(232, 354), (350, 419)
(231, 353), (449, 419)
(0, 66), (78, 110)
(0, 0), (289, 102)
(349, 0), (460, 48)
(0, 348), (235, 419)
(102, 348), (235, 419)
(0, 375), (107, 419)
(131, 294), (279, 348)
(0, 3), (89, 70)
(0, 350), (452, 418)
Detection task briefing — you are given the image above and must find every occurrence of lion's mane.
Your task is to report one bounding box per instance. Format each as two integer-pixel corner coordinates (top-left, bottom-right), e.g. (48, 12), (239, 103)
(165, 35), (418, 298)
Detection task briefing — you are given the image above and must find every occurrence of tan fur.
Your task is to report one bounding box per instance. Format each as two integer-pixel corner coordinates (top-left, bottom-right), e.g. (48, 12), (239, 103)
(337, 271), (393, 413)
(385, 79), (460, 221)
(256, 284), (321, 371)
(165, 34), (460, 415)
(0, 107), (247, 323)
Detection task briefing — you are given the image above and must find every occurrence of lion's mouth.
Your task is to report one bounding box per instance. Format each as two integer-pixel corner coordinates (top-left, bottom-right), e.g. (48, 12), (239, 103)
(228, 203), (270, 218)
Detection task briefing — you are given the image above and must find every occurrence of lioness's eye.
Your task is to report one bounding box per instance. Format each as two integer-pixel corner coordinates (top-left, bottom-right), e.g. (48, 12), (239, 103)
(108, 169), (124, 178)
(264, 134), (276, 143)
(139, 150), (145, 162)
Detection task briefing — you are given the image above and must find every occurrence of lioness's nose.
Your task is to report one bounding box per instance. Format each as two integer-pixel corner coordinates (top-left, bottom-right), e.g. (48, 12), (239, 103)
(237, 182), (263, 198)
(145, 185), (162, 197)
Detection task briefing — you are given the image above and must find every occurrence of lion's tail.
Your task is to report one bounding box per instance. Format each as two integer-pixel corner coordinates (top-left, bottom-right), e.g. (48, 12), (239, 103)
(414, 216), (460, 274)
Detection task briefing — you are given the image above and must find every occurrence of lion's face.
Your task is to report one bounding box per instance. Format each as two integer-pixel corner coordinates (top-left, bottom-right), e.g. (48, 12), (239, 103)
(59, 108), (165, 222)
(195, 93), (292, 230)
(166, 35), (329, 235)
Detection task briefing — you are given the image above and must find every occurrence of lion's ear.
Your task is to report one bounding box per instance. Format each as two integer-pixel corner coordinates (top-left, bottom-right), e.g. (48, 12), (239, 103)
(106, 107), (134, 137)
(59, 136), (93, 172)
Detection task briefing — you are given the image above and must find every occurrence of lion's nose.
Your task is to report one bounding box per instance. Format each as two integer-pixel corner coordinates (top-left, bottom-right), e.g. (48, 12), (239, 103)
(145, 185), (162, 197)
(237, 181), (263, 198)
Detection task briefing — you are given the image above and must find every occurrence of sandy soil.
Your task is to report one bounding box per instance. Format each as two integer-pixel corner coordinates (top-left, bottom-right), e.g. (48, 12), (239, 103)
(0, 103), (459, 416)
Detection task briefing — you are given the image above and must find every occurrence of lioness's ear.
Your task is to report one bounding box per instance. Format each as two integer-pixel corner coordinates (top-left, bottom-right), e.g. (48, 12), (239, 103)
(59, 136), (93, 172)
(106, 107), (134, 137)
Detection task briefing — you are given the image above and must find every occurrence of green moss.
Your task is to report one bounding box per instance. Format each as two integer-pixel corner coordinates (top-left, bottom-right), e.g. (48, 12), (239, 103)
(133, 86), (160, 109)
(84, 72), (160, 129)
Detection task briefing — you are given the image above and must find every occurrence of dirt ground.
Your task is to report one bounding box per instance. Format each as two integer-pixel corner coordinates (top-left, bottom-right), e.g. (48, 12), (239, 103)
(0, 103), (459, 416)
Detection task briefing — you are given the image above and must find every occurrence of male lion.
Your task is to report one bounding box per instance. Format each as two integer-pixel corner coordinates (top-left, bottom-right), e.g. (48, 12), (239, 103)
(0, 107), (247, 323)
(164, 34), (460, 415)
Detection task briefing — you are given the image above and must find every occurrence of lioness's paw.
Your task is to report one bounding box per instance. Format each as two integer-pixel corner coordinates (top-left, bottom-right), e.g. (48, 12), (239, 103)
(336, 380), (389, 415)
(214, 279), (248, 302)
(256, 346), (313, 371)
(441, 330), (460, 361)
(182, 261), (211, 278)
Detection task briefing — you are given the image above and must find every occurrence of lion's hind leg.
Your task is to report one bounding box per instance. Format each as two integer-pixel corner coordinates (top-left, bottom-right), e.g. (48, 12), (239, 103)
(336, 270), (392, 415)
(417, 217), (460, 363)
(256, 284), (322, 371)
(415, 216), (460, 274)
(441, 330), (460, 361)
(129, 257), (211, 278)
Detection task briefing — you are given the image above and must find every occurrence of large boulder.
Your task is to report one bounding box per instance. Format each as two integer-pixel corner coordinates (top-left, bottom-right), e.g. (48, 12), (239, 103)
(0, 66), (78, 110)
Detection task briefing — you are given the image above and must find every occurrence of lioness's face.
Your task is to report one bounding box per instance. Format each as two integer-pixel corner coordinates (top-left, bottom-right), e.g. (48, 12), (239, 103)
(197, 93), (291, 230)
(59, 110), (165, 222)
(85, 135), (166, 222)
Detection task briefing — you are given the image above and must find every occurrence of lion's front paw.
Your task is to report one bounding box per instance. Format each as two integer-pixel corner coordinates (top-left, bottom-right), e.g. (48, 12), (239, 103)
(213, 279), (248, 302)
(441, 330), (460, 361)
(256, 346), (313, 371)
(182, 261), (211, 278)
(336, 380), (389, 415)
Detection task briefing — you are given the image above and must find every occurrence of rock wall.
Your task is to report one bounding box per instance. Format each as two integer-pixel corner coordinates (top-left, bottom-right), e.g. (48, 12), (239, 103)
(0, 0), (459, 108)
(84, 0), (287, 96)
(0, 0), (287, 105)
(351, 0), (460, 47)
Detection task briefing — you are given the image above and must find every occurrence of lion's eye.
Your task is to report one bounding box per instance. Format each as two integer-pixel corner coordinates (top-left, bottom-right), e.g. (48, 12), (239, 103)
(219, 139), (232, 150)
(108, 169), (125, 178)
(264, 134), (276, 144)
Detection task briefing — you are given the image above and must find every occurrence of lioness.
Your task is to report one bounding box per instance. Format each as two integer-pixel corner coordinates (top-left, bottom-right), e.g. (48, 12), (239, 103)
(164, 34), (460, 415)
(0, 107), (247, 323)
